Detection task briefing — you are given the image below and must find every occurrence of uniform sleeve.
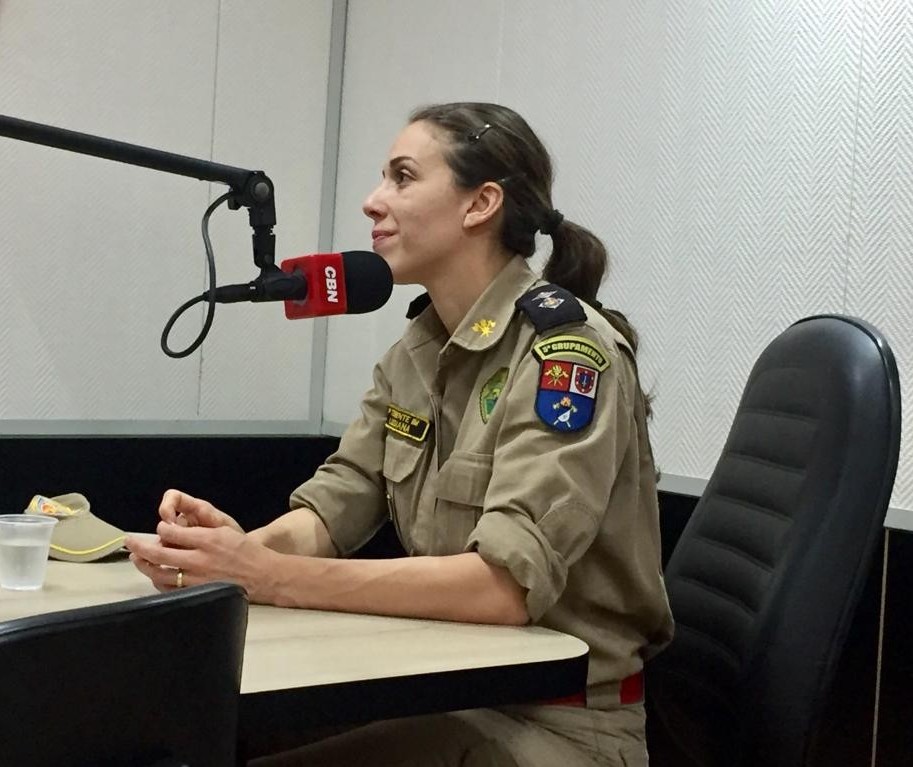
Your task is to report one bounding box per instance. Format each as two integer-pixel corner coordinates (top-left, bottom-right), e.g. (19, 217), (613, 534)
(288, 352), (393, 556)
(465, 328), (636, 621)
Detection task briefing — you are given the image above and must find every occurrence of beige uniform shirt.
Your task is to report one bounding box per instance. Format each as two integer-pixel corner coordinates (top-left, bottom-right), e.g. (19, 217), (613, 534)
(290, 256), (673, 710)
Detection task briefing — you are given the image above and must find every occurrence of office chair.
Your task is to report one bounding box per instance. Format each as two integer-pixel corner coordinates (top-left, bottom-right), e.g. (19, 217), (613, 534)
(646, 315), (901, 767)
(0, 581), (248, 767)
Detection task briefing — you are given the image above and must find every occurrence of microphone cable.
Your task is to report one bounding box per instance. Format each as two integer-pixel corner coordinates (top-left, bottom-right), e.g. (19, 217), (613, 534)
(160, 191), (230, 359)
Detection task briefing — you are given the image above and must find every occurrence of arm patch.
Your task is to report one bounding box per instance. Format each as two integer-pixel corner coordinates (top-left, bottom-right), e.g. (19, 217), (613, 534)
(515, 284), (586, 333)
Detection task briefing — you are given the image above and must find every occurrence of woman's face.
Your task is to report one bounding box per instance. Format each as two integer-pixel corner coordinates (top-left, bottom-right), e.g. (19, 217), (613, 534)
(363, 120), (475, 285)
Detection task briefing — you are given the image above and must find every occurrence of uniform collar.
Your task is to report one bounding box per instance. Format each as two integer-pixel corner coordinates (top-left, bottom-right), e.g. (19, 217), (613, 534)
(450, 256), (539, 351)
(402, 296), (447, 351)
(402, 256), (539, 353)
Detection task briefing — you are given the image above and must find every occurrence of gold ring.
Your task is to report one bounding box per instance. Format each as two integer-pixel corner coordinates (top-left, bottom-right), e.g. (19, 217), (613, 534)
(176, 569), (184, 589)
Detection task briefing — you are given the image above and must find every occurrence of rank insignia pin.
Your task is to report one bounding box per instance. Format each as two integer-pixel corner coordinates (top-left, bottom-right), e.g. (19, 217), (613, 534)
(534, 290), (564, 310)
(471, 319), (497, 337)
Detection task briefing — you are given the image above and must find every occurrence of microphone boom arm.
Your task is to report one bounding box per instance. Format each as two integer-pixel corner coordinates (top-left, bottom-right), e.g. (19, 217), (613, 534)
(0, 113), (277, 269)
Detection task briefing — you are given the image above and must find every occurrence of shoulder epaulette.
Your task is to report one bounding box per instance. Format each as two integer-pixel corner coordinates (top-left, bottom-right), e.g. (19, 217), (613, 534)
(515, 283), (587, 333)
(405, 292), (432, 319)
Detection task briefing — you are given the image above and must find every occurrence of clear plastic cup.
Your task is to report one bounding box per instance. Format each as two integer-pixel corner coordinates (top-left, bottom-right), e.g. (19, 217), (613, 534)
(0, 514), (58, 590)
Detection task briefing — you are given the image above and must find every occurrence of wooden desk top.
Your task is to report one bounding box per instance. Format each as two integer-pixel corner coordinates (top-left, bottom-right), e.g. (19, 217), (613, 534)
(0, 559), (589, 697)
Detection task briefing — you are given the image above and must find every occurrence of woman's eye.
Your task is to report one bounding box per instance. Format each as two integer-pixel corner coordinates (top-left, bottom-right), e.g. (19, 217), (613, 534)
(393, 169), (412, 185)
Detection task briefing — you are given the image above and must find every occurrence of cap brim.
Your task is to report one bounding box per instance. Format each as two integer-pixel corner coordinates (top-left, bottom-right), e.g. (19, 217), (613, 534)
(24, 493), (127, 563)
(48, 513), (127, 562)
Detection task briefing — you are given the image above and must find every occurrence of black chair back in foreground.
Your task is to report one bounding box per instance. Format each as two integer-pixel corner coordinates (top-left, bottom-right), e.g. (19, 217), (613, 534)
(647, 315), (901, 767)
(0, 581), (248, 767)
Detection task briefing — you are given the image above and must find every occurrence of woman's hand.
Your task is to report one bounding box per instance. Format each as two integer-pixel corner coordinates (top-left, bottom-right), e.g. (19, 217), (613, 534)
(125, 520), (278, 603)
(158, 488), (244, 534)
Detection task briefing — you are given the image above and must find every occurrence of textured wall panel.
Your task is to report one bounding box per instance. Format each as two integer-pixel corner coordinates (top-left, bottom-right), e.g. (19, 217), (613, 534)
(499, 0), (864, 481)
(323, 0), (502, 425)
(0, 0), (331, 428)
(0, 0), (218, 422)
(846, 0), (913, 510)
(330, 0), (912, 508)
(197, 0), (332, 421)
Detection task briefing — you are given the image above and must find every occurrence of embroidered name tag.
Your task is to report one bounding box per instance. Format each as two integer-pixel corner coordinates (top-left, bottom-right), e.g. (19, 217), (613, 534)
(385, 404), (431, 442)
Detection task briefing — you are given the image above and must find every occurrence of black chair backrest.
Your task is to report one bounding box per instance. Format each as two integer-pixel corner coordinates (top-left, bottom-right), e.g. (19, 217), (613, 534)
(0, 582), (248, 767)
(648, 315), (901, 767)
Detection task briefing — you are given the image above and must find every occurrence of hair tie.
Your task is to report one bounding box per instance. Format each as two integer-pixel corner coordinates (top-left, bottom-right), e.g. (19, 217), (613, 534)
(539, 209), (564, 236)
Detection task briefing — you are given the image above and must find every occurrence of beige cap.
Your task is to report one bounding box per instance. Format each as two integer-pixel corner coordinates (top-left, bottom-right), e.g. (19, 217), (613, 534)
(24, 493), (126, 562)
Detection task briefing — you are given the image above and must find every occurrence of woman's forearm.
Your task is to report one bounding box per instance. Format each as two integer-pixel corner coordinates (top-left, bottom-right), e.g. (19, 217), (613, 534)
(264, 550), (529, 626)
(248, 507), (338, 558)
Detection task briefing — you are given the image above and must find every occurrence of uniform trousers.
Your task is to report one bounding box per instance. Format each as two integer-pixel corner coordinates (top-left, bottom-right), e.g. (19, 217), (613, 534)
(249, 702), (647, 767)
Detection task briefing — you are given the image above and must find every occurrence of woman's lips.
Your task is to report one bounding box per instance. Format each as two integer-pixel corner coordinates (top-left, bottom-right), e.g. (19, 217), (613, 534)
(372, 231), (395, 249)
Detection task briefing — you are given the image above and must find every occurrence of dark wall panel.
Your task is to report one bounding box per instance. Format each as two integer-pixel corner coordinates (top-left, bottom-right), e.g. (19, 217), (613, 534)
(0, 436), (341, 534)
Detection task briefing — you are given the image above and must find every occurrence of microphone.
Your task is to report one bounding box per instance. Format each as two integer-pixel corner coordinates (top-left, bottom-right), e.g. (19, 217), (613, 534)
(281, 250), (393, 319)
(207, 251), (393, 319)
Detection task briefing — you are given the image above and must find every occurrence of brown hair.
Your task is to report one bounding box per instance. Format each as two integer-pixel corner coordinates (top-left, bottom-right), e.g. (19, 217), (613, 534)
(409, 102), (650, 412)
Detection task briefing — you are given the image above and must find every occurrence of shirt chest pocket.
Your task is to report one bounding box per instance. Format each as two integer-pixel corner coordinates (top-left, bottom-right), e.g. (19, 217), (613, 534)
(432, 450), (493, 554)
(382, 436), (426, 551)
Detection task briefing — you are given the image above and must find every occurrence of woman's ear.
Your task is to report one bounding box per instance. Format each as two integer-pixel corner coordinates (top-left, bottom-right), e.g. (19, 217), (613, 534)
(463, 181), (504, 230)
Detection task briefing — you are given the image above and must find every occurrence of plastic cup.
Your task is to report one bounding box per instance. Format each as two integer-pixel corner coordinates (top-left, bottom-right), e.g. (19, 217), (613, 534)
(0, 514), (58, 591)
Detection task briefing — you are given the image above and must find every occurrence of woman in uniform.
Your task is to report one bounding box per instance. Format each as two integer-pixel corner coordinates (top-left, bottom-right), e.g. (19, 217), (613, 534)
(127, 102), (673, 767)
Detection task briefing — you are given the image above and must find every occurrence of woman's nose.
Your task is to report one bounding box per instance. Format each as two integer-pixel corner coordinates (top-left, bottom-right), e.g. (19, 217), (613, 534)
(362, 183), (385, 220)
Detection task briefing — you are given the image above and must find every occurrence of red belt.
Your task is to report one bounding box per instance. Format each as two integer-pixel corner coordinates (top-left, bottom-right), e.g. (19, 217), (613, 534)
(538, 671), (643, 707)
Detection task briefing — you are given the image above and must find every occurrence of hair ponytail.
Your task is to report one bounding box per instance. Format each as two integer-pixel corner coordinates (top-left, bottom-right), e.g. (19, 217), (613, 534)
(543, 218), (605, 306)
(544, 218), (641, 352)
(409, 102), (651, 415)
(542, 217), (651, 415)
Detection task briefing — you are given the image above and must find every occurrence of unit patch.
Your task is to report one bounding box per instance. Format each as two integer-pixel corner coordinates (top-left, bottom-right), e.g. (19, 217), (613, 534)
(535, 361), (600, 431)
(479, 367), (509, 423)
(532, 334), (608, 432)
(384, 404), (431, 442)
(532, 335), (611, 372)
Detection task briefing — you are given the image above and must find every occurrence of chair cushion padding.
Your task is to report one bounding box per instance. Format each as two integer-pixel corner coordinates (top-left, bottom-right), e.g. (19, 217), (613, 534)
(647, 315), (900, 767)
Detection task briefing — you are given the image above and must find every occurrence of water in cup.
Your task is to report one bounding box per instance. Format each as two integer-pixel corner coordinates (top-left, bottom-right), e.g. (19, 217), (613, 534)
(0, 514), (58, 590)
(0, 539), (52, 590)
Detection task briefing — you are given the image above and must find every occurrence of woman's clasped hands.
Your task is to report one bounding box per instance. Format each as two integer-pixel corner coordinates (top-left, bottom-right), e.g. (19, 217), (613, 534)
(125, 489), (277, 601)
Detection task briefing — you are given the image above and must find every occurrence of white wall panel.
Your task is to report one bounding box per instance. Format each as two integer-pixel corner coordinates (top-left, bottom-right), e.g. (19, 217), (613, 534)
(0, 0), (218, 422)
(9, 0), (911, 506)
(0, 0), (332, 431)
(198, 0), (332, 422)
(846, 0), (913, 509)
(500, 1), (864, 480)
(323, 0), (502, 427)
(502, 2), (861, 477)
(331, 0), (913, 511)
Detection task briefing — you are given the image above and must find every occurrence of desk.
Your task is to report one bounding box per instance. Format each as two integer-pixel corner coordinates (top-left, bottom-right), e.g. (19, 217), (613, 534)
(0, 559), (589, 752)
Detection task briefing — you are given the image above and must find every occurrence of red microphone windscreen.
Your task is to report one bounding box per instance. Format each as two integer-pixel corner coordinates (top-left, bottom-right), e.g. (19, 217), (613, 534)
(280, 251), (392, 320)
(281, 252), (348, 319)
